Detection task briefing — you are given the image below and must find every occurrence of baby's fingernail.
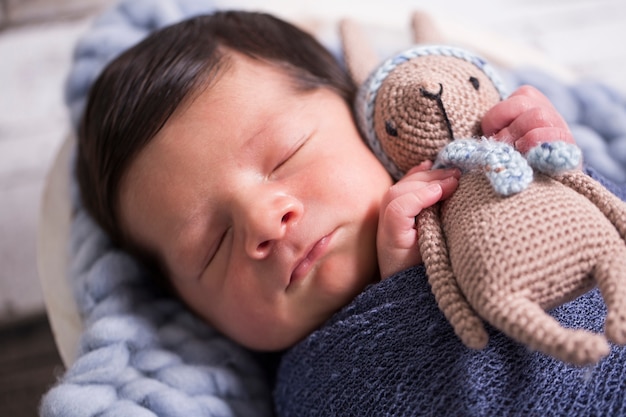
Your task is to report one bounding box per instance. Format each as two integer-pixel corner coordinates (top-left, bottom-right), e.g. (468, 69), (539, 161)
(426, 184), (442, 194)
(447, 168), (461, 177)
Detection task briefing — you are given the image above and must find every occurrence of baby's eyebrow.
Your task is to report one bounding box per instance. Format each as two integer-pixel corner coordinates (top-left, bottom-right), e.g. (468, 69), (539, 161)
(166, 211), (212, 281)
(241, 118), (275, 152)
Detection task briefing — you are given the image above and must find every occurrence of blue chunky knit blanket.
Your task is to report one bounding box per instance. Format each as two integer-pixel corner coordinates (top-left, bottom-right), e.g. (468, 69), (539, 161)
(40, 0), (626, 416)
(275, 168), (626, 416)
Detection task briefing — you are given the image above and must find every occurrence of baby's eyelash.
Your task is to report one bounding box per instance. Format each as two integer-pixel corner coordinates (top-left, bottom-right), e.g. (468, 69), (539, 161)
(274, 135), (309, 171)
(200, 228), (229, 278)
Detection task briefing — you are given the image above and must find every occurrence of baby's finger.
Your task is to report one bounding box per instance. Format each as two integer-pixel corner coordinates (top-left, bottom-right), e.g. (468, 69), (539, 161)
(507, 85), (552, 106)
(382, 184), (443, 233)
(401, 167), (460, 183)
(404, 160), (433, 176)
(386, 176), (458, 205)
(482, 95), (531, 137)
(496, 108), (572, 152)
(482, 85), (553, 137)
(386, 172), (458, 206)
(384, 179), (433, 207)
(515, 127), (576, 154)
(491, 126), (515, 147)
(438, 176), (459, 200)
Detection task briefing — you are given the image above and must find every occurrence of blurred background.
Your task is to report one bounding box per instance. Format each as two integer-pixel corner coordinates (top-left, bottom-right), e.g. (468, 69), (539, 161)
(1, 0), (625, 415)
(1, 1), (113, 416)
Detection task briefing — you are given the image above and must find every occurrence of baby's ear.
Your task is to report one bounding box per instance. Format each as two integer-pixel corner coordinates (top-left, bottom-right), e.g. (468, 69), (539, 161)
(411, 10), (445, 44)
(339, 18), (381, 86)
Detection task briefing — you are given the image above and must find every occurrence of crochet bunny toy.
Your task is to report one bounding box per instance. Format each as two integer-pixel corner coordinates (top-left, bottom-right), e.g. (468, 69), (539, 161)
(341, 16), (626, 366)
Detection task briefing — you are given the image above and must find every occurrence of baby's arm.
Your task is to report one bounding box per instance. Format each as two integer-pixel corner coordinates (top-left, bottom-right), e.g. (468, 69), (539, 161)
(377, 162), (460, 279)
(481, 85), (575, 153)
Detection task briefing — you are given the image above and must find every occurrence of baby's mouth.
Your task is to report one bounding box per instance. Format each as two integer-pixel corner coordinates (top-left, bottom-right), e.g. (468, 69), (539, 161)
(289, 231), (334, 286)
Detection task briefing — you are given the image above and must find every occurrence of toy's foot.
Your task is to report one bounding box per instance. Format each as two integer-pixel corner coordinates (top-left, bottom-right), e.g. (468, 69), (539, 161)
(457, 322), (488, 350)
(596, 252), (626, 345)
(483, 295), (609, 366)
(552, 330), (611, 366)
(606, 311), (626, 345)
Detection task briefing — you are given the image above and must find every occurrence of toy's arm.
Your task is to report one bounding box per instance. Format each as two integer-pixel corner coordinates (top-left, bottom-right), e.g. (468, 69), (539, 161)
(525, 141), (581, 175)
(555, 170), (626, 240)
(416, 205), (488, 349)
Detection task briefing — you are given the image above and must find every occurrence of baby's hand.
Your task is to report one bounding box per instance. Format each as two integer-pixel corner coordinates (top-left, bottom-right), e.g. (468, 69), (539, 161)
(481, 85), (574, 154)
(377, 162), (460, 279)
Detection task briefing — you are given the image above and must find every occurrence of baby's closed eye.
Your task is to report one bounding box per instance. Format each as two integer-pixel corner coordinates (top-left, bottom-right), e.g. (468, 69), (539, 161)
(199, 227), (230, 279)
(271, 133), (311, 176)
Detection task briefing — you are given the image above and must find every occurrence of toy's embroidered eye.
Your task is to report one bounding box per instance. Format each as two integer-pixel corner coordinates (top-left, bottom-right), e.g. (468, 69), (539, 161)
(385, 120), (398, 137)
(469, 76), (480, 91)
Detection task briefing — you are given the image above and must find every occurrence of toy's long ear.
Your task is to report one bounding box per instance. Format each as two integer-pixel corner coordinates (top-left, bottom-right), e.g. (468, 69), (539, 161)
(411, 10), (445, 44)
(339, 18), (380, 86)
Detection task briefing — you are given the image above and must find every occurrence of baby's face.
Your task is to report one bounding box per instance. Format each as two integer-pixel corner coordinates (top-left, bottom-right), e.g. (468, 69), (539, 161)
(119, 53), (393, 350)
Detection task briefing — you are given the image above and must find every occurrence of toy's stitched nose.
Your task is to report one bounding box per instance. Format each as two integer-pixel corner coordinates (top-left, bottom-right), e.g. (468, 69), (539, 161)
(420, 83), (444, 100)
(419, 83), (454, 140)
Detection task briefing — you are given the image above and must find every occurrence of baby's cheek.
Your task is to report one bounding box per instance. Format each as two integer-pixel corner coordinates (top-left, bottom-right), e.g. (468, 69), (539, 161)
(217, 297), (292, 350)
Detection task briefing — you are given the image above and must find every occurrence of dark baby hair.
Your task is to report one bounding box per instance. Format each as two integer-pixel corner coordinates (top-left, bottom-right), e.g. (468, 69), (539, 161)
(76, 11), (355, 269)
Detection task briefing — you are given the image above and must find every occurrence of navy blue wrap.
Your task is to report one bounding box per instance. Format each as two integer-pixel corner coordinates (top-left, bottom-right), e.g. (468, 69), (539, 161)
(275, 168), (626, 417)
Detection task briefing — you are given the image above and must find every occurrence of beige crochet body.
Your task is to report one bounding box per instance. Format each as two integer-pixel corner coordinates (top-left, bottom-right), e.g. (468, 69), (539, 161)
(418, 170), (626, 365)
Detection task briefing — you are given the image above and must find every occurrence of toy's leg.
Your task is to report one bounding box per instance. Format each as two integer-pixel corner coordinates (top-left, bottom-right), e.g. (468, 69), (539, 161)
(417, 206), (488, 349)
(595, 253), (626, 345)
(484, 296), (610, 366)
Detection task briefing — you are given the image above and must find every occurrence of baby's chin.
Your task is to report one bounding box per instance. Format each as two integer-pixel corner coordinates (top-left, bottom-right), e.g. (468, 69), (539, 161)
(228, 250), (379, 351)
(230, 299), (348, 352)
(230, 320), (322, 352)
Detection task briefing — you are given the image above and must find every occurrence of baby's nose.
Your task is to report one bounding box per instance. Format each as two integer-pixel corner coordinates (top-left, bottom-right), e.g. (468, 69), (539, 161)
(243, 193), (303, 260)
